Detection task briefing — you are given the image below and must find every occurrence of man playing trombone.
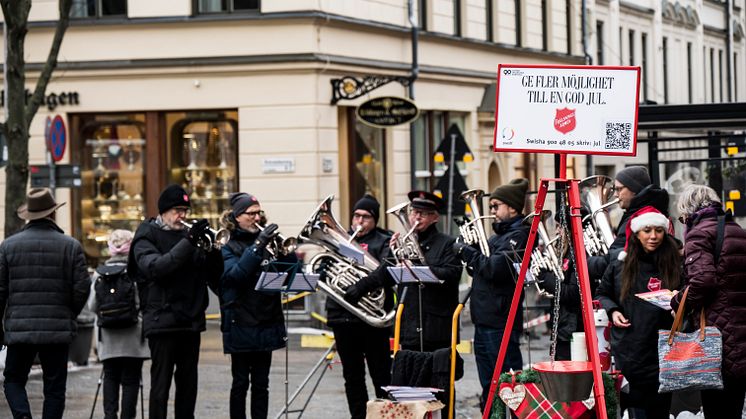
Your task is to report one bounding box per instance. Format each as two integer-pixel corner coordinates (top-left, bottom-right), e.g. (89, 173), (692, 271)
(453, 178), (529, 411)
(219, 192), (295, 419)
(128, 184), (224, 419)
(346, 191), (462, 352)
(324, 194), (393, 419)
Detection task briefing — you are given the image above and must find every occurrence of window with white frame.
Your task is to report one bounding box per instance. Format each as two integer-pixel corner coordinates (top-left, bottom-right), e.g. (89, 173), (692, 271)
(195, 0), (259, 13)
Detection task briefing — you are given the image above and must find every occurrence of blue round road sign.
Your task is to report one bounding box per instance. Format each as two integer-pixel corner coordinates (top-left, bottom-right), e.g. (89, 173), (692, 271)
(48, 115), (66, 162)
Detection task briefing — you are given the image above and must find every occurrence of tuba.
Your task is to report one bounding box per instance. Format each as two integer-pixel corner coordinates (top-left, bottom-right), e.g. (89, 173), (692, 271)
(524, 210), (563, 298)
(297, 196), (396, 328)
(455, 189), (495, 256)
(579, 175), (619, 256)
(386, 202), (426, 264)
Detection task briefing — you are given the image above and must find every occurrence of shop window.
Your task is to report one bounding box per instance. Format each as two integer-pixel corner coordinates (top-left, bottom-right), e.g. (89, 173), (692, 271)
(347, 108), (387, 221)
(73, 114), (146, 265)
(166, 111), (239, 224)
(71, 0), (127, 18)
(195, 0), (259, 13)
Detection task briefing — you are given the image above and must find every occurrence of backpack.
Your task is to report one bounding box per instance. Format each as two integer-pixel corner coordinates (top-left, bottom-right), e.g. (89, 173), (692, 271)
(94, 264), (139, 329)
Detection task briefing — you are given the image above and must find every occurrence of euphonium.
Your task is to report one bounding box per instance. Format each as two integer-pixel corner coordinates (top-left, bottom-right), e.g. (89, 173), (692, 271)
(179, 220), (230, 250)
(296, 195), (395, 328)
(579, 175), (619, 256)
(256, 224), (297, 257)
(524, 210), (562, 298)
(386, 202), (426, 264)
(455, 189), (495, 256)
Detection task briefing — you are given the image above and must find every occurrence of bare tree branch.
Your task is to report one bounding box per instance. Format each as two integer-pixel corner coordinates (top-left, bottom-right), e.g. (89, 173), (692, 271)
(24, 0), (73, 125)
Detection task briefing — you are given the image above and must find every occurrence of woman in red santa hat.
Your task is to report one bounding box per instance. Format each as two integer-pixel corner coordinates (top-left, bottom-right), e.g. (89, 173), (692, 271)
(596, 206), (682, 419)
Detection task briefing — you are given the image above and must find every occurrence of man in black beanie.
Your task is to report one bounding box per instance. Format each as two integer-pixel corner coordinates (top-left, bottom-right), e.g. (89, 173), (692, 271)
(128, 184), (224, 419)
(453, 178), (530, 410)
(321, 194), (393, 419)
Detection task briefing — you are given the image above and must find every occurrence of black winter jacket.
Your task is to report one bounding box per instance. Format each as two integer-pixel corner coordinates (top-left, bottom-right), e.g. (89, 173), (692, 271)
(358, 225), (462, 349)
(128, 219), (223, 337)
(220, 228), (290, 353)
(587, 184), (670, 278)
(460, 216), (529, 330)
(0, 219), (91, 345)
(596, 252), (676, 385)
(326, 227), (392, 326)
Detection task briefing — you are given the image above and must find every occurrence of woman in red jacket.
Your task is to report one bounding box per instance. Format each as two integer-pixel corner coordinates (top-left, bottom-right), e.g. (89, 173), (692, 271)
(671, 184), (746, 419)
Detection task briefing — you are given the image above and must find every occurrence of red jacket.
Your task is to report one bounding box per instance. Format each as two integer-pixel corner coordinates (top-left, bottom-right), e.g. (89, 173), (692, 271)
(671, 212), (746, 379)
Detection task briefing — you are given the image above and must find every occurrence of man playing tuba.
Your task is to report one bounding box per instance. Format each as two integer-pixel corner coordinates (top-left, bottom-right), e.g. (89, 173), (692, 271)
(453, 178), (530, 411)
(345, 191), (462, 352)
(322, 194), (393, 419)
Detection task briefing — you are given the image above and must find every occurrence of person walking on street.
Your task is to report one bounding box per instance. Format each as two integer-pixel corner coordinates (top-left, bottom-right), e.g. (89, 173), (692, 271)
(0, 188), (91, 419)
(671, 185), (746, 418)
(128, 184), (223, 419)
(219, 192), (294, 419)
(88, 229), (150, 419)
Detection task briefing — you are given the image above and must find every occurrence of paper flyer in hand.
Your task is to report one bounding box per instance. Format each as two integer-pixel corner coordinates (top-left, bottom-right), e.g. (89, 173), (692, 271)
(635, 289), (675, 310)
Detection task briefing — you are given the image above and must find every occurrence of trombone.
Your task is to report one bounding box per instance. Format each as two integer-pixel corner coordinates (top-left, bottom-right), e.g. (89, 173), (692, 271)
(179, 220), (230, 250)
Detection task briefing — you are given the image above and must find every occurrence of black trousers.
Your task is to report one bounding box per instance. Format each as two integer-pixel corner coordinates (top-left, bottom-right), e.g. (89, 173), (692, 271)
(332, 323), (392, 419)
(103, 357), (144, 419)
(229, 351), (272, 419)
(620, 379), (672, 419)
(3, 343), (69, 419)
(701, 374), (746, 419)
(148, 332), (201, 419)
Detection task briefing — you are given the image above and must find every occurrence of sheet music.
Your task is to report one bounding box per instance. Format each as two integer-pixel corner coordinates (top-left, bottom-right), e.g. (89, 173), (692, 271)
(255, 272), (288, 291)
(287, 271), (320, 292)
(513, 262), (535, 283)
(338, 242), (365, 264)
(387, 265), (442, 284)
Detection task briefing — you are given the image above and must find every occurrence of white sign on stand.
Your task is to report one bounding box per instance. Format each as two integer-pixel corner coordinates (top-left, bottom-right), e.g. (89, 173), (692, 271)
(493, 64), (641, 156)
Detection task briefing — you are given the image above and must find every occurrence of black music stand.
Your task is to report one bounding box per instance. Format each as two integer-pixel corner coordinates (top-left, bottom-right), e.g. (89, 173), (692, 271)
(256, 261), (319, 419)
(388, 263), (441, 352)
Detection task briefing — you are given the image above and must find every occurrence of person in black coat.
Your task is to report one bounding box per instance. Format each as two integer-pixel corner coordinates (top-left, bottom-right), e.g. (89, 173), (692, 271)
(323, 194), (393, 419)
(587, 166), (670, 278)
(219, 192), (295, 419)
(128, 184), (223, 419)
(453, 179), (529, 410)
(0, 188), (91, 419)
(346, 191), (462, 352)
(596, 207), (681, 419)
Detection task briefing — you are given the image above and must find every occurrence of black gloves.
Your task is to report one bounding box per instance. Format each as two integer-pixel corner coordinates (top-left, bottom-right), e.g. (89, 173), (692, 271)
(316, 258), (332, 282)
(344, 283), (366, 304)
(254, 223), (279, 250)
(187, 219), (213, 247)
(452, 241), (478, 260)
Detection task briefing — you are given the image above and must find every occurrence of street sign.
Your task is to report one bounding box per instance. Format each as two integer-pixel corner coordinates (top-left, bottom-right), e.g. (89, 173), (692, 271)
(30, 164), (81, 188)
(433, 166), (468, 216)
(356, 96), (419, 128)
(433, 124), (473, 163)
(46, 115), (67, 162)
(494, 64), (640, 156)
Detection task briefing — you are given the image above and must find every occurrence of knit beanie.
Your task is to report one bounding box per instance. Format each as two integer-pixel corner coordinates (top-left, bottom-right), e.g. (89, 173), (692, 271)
(352, 194), (380, 223)
(618, 206), (670, 260)
(158, 184), (191, 214)
(615, 166), (651, 194)
(230, 192), (260, 218)
(490, 178), (529, 212)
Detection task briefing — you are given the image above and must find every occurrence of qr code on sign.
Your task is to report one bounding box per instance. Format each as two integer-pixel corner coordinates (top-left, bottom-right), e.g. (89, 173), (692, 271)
(605, 122), (632, 150)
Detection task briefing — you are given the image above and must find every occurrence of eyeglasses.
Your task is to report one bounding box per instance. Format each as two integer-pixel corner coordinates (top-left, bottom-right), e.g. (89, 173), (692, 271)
(410, 209), (437, 217)
(352, 213), (373, 220)
(611, 185), (627, 193)
(171, 207), (190, 216)
(489, 202), (506, 210)
(244, 210), (265, 218)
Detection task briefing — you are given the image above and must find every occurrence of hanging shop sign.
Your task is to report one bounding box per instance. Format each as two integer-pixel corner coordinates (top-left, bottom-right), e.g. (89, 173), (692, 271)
(356, 96), (419, 128)
(493, 64), (641, 156)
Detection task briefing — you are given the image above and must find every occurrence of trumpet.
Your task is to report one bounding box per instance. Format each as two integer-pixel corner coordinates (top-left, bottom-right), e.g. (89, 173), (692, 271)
(256, 223), (297, 257)
(179, 220), (230, 250)
(386, 202), (426, 264)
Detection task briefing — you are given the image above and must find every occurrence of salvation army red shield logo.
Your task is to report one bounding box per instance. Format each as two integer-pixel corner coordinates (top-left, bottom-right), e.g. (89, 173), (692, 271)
(554, 108), (576, 134)
(647, 277), (662, 292)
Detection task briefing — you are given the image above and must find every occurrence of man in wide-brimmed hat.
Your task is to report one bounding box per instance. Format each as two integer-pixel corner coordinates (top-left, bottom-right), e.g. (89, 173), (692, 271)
(0, 188), (91, 419)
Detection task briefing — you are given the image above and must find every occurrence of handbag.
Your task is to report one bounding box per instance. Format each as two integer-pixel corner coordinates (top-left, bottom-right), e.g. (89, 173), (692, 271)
(657, 287), (723, 392)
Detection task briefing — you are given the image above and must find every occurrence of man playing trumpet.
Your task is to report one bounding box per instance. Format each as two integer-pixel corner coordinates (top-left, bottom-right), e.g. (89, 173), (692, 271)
(128, 184), (224, 419)
(453, 178), (530, 411)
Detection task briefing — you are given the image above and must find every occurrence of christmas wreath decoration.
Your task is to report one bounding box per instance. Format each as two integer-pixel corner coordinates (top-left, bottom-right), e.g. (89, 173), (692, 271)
(489, 368), (618, 419)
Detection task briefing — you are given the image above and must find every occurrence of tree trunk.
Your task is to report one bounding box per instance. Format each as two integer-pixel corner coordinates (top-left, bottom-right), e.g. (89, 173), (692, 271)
(1, 0), (72, 236)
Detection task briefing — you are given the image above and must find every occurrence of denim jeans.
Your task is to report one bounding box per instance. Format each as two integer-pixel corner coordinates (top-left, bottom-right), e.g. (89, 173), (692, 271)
(3, 343), (69, 419)
(473, 325), (522, 410)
